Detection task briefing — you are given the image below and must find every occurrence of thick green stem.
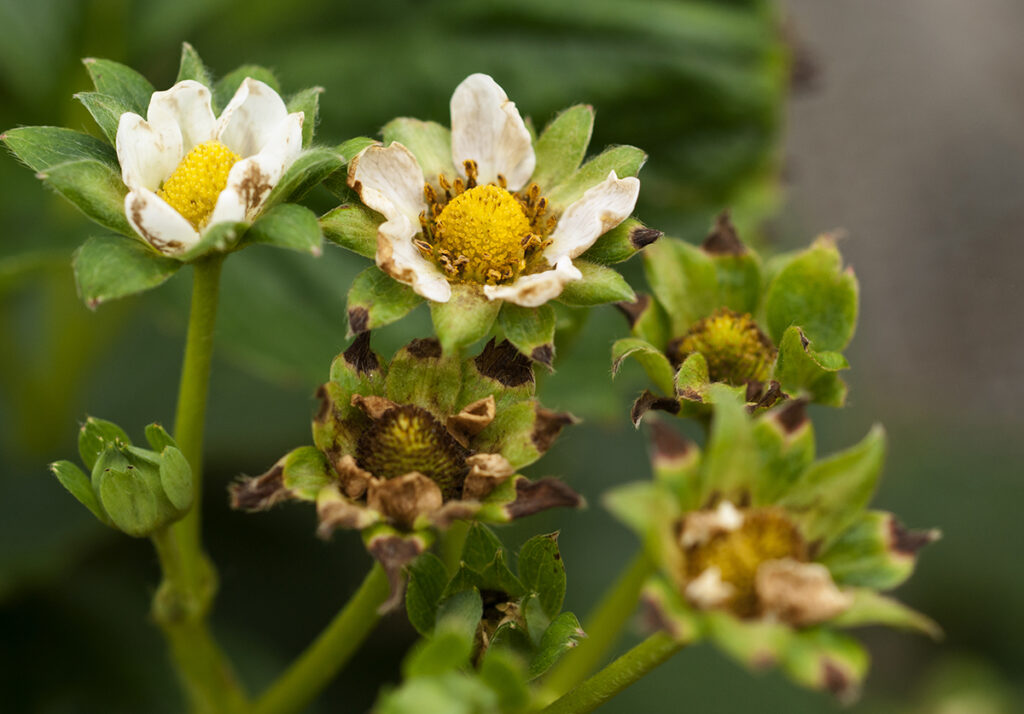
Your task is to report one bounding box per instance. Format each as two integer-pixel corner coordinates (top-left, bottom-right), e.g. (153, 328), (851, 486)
(254, 563), (391, 714)
(542, 552), (655, 700)
(539, 632), (685, 714)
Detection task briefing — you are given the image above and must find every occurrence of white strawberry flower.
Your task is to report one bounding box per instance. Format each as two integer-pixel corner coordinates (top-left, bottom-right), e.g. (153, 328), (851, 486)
(348, 73), (640, 307)
(116, 78), (303, 255)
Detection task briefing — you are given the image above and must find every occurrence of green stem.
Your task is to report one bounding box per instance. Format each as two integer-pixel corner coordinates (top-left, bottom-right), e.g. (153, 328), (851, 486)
(254, 563), (391, 714)
(439, 520), (470, 574)
(539, 632), (685, 714)
(542, 552), (654, 700)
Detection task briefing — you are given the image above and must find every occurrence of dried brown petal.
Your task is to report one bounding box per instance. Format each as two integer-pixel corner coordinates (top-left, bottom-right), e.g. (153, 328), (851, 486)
(462, 453), (515, 500)
(366, 472), (444, 529)
(351, 394), (398, 420)
(229, 464), (289, 512)
(755, 558), (853, 626)
(446, 395), (497, 447)
(333, 454), (373, 500)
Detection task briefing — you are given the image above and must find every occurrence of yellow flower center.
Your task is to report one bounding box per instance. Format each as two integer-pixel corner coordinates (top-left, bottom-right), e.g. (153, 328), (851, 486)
(432, 185), (533, 285)
(671, 308), (776, 386)
(158, 140), (240, 229)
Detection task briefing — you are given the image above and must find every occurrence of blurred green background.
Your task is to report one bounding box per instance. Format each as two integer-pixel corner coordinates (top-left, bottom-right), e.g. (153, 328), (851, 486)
(1, 0), (1021, 712)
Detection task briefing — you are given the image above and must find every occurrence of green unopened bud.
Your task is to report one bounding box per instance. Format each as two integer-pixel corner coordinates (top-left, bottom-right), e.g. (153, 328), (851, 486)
(78, 416), (130, 471)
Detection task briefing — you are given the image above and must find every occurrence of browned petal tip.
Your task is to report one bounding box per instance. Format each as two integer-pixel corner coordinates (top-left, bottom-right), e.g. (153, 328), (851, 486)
(532, 406), (578, 453)
(631, 390), (680, 427)
(701, 210), (745, 255)
(347, 306), (369, 335)
(614, 293), (650, 329)
(505, 477), (583, 520)
(649, 420), (694, 463)
(343, 331), (380, 374)
(889, 518), (941, 556)
(629, 226), (663, 250)
(229, 465), (288, 512)
(406, 337), (442, 359)
(367, 534), (426, 613)
(773, 396), (807, 433)
(530, 344), (555, 369)
(475, 339), (534, 388)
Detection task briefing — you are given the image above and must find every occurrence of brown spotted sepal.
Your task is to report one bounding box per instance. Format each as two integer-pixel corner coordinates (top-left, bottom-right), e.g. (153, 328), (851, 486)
(605, 389), (940, 701)
(613, 213), (859, 424)
(230, 334), (581, 608)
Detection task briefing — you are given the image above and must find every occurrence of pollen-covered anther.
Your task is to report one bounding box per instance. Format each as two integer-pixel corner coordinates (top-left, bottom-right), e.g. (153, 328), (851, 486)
(157, 140), (240, 229)
(355, 405), (469, 500)
(670, 308), (776, 386)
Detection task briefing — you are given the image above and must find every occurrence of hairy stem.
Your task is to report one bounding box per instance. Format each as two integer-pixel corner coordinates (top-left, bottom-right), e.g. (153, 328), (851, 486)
(539, 632), (685, 714)
(542, 551), (655, 700)
(255, 563), (391, 714)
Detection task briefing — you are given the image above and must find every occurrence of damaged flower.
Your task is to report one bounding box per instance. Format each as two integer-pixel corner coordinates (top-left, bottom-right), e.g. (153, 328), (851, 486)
(606, 389), (939, 701)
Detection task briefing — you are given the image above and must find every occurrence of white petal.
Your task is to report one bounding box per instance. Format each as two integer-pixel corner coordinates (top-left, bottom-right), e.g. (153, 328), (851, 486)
(348, 142), (427, 224)
(375, 214), (452, 303)
(217, 78), (290, 157)
(544, 171), (640, 262)
(124, 189), (200, 255)
(207, 112), (303, 225)
(115, 112), (181, 191)
(685, 566), (734, 610)
(482, 255), (582, 307)
(146, 80), (217, 151)
(450, 73), (535, 191)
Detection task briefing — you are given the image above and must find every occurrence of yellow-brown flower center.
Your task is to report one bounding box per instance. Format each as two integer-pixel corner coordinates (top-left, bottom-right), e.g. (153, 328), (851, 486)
(355, 405), (469, 500)
(682, 507), (806, 617)
(158, 140), (240, 229)
(670, 308), (776, 386)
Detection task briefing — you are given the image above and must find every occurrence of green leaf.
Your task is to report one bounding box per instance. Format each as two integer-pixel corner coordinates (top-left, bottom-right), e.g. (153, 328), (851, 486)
(430, 284), (501, 354)
(763, 236), (859, 352)
(404, 629), (474, 679)
(320, 203), (380, 259)
(498, 303), (555, 367)
(83, 58), (155, 115)
(39, 159), (132, 236)
(78, 416), (131, 470)
(246, 203), (323, 255)
(781, 627), (868, 702)
(546, 145), (646, 210)
(527, 612), (584, 679)
(773, 326), (849, 407)
(435, 588), (483, 644)
(2, 126), (117, 172)
(288, 87), (323, 148)
(531, 104), (594, 189)
(461, 523), (504, 572)
(382, 118), (453, 179)
(175, 42), (213, 87)
(322, 137), (378, 200)
(830, 589), (941, 639)
(643, 237), (718, 334)
(406, 552), (450, 637)
(780, 425), (886, 549)
(264, 147), (345, 210)
(97, 468), (163, 538)
(621, 294), (671, 351)
(477, 551), (528, 599)
(702, 385), (763, 503)
(582, 218), (662, 265)
(611, 337), (675, 396)
(213, 65), (280, 113)
(158, 446), (193, 513)
(818, 511), (936, 591)
(346, 265), (423, 334)
(556, 260), (635, 306)
(517, 532), (565, 619)
(479, 649), (531, 712)
(50, 460), (107, 523)
(75, 92), (132, 145)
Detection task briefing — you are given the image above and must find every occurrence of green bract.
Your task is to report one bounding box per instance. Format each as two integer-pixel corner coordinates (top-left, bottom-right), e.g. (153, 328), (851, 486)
(230, 334), (582, 607)
(614, 214), (859, 423)
(2, 43), (346, 308)
(51, 418), (192, 537)
(605, 390), (939, 701)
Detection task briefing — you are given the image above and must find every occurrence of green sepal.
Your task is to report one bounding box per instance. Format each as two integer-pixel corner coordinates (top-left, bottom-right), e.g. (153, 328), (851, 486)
(158, 446), (193, 512)
(144, 423), (177, 452)
(382, 118), (453, 180)
(546, 145), (646, 211)
(458, 340), (536, 411)
(701, 385), (763, 503)
(517, 532), (565, 620)
(773, 326), (849, 407)
(287, 87), (322, 149)
(830, 589), (942, 640)
(213, 65), (280, 114)
(461, 523), (504, 571)
(405, 590), (481, 679)
(92, 443), (188, 538)
(603, 481), (680, 575)
(376, 672), (498, 714)
(446, 551), (527, 601)
(73, 235), (180, 308)
(83, 57), (154, 115)
(643, 237), (717, 334)
(38, 159), (132, 236)
(245, 203), (323, 255)
(710, 249), (762, 316)
(705, 610), (793, 672)
(405, 552), (450, 637)
(527, 611), (584, 679)
(648, 422), (703, 512)
(176, 221), (248, 262)
(75, 92), (132, 144)
(751, 402), (816, 505)
(781, 627), (868, 702)
(338, 136), (377, 162)
(98, 466), (165, 537)
(50, 460), (109, 524)
(762, 236), (859, 352)
(479, 649), (531, 712)
(2, 126), (117, 171)
(435, 588), (484, 646)
(582, 218), (662, 265)
(675, 352), (711, 405)
(385, 338), (463, 417)
(279, 446), (335, 501)
(556, 261), (635, 306)
(322, 136), (378, 201)
(175, 42), (213, 87)
(473, 403), (540, 470)
(320, 203), (380, 259)
(641, 575), (700, 642)
(779, 425), (886, 550)
(346, 265), (423, 335)
(264, 147), (344, 210)
(78, 416), (131, 470)
(498, 303), (556, 367)
(612, 337), (676, 396)
(818, 511), (937, 591)
(430, 284), (501, 355)
(620, 294), (671, 351)
(531, 104), (594, 190)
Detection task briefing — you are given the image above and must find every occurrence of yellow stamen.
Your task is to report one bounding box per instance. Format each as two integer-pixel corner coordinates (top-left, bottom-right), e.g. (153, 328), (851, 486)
(433, 184), (532, 285)
(158, 141), (240, 229)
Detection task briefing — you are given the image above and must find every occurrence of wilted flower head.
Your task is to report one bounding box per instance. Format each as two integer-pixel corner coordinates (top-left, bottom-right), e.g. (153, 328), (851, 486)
(606, 389), (939, 700)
